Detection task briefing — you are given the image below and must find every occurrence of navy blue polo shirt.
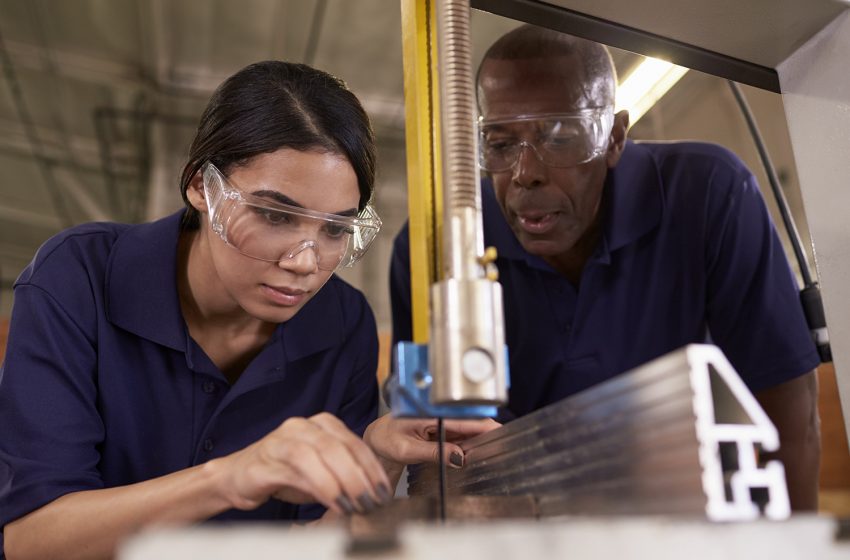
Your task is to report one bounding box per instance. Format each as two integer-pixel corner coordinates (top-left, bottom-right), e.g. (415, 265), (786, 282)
(390, 141), (819, 420)
(0, 211), (378, 550)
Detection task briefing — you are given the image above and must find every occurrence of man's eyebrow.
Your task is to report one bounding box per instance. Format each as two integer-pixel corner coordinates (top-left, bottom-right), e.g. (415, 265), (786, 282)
(251, 190), (358, 217)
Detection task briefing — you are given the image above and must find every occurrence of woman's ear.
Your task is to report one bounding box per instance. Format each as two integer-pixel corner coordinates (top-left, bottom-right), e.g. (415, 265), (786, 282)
(605, 109), (630, 168)
(185, 171), (207, 213)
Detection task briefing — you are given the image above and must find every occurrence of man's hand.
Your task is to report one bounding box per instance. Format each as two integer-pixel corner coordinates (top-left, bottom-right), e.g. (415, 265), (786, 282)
(756, 370), (821, 511)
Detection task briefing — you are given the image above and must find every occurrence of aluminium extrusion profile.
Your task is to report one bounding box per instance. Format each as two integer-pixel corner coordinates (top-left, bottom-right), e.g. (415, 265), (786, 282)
(408, 344), (791, 521)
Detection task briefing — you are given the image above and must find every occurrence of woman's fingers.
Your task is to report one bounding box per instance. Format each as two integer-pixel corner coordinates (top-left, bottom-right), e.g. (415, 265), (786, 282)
(228, 414), (393, 515)
(405, 417), (501, 441)
(387, 434), (468, 468)
(364, 416), (503, 469)
(254, 413), (500, 515)
(442, 418), (502, 442)
(307, 434), (381, 512)
(287, 414), (391, 512)
(310, 413), (393, 506)
(265, 429), (351, 514)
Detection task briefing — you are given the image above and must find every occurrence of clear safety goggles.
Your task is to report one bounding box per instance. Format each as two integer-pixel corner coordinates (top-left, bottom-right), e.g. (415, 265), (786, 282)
(478, 107), (615, 172)
(201, 162), (381, 271)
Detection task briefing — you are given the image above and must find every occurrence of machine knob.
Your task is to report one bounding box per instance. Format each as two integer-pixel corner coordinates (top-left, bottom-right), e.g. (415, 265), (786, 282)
(462, 347), (495, 383)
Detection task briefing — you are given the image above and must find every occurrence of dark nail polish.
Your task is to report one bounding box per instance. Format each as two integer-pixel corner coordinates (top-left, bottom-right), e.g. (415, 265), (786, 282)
(357, 491), (376, 512)
(336, 494), (355, 515)
(377, 482), (393, 504)
(449, 451), (464, 468)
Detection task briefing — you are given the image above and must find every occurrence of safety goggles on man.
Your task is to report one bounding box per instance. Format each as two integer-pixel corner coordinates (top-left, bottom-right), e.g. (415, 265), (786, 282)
(201, 162), (381, 271)
(478, 107), (615, 172)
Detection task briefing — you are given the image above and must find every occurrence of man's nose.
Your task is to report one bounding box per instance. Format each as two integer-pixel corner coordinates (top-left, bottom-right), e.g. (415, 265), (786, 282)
(278, 240), (320, 274)
(511, 142), (547, 189)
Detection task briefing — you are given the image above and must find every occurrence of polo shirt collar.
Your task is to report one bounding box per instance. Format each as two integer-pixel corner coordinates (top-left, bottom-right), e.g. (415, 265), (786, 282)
(105, 211), (187, 351)
(105, 210), (341, 361)
(483, 140), (663, 266)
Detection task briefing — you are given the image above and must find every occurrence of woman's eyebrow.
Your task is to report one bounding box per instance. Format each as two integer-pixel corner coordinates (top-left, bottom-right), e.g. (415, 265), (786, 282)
(251, 189), (301, 207)
(251, 189), (358, 217)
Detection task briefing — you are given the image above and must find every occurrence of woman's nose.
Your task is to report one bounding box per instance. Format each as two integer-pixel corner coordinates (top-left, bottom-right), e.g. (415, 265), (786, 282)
(278, 240), (319, 274)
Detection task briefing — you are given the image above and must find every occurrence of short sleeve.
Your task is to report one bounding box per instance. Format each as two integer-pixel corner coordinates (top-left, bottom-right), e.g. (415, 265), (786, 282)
(0, 283), (105, 532)
(704, 172), (819, 391)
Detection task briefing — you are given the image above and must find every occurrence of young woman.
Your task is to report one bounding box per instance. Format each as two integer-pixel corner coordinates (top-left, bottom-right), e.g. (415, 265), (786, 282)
(0, 61), (496, 560)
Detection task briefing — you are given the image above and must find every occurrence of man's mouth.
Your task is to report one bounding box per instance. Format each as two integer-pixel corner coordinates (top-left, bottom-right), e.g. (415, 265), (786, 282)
(516, 211), (559, 235)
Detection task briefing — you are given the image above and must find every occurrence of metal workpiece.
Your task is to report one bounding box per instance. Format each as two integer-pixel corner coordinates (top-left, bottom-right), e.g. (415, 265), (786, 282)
(429, 277), (507, 405)
(410, 344), (791, 522)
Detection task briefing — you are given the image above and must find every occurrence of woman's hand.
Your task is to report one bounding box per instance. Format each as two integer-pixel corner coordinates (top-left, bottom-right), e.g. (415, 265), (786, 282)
(212, 412), (393, 515)
(363, 415), (501, 470)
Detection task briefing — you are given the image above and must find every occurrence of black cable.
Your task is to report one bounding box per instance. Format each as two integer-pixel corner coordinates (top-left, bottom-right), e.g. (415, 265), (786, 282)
(727, 80), (812, 286)
(727, 80), (831, 362)
(437, 417), (447, 523)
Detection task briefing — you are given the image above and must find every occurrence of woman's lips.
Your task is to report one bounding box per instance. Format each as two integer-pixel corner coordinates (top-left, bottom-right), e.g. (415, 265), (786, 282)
(516, 211), (559, 235)
(261, 284), (308, 306)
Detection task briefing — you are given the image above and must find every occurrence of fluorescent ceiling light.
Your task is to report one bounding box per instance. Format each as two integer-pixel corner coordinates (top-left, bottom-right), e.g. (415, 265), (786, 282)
(615, 57), (689, 125)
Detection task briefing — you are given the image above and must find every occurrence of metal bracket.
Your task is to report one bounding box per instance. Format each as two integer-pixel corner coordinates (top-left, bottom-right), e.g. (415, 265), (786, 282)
(388, 341), (510, 419)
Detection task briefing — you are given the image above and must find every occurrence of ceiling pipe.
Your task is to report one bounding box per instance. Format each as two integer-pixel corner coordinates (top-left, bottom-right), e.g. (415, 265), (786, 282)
(92, 106), (197, 222)
(0, 27), (74, 229)
(303, 0), (328, 66)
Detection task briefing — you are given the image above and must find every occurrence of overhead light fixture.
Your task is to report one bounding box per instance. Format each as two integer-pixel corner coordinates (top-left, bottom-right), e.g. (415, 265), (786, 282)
(615, 57), (689, 125)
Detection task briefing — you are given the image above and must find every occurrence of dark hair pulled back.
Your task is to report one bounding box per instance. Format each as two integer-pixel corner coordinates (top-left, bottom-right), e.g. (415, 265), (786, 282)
(179, 61), (376, 229)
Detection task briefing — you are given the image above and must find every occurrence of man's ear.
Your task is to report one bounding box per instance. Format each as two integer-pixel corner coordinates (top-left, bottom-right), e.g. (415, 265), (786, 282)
(605, 110), (630, 168)
(186, 171), (207, 213)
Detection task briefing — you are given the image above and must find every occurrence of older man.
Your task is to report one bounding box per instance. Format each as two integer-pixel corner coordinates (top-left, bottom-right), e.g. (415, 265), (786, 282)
(390, 25), (820, 510)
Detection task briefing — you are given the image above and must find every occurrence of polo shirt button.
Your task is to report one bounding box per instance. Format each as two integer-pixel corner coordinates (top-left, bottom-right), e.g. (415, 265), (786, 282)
(203, 438), (214, 452)
(202, 381), (217, 394)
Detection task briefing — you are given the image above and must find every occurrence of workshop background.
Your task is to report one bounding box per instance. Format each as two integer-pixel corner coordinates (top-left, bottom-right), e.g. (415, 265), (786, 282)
(0, 0), (847, 512)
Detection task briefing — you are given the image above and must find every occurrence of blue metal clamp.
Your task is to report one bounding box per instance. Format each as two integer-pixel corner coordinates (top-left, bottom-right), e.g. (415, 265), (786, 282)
(388, 341), (510, 419)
